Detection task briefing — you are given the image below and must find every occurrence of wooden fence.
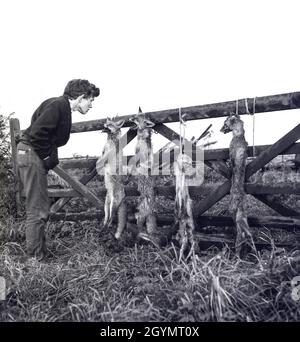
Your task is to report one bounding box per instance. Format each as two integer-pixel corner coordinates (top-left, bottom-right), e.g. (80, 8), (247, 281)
(9, 91), (300, 244)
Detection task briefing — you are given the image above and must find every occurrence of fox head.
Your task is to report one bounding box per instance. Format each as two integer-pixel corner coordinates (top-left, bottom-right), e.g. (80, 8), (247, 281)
(220, 112), (243, 134)
(130, 107), (155, 131)
(102, 116), (125, 134)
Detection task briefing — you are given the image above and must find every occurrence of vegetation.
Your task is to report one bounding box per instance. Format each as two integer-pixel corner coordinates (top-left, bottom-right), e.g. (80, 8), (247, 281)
(0, 218), (300, 322)
(0, 113), (16, 218)
(0, 123), (300, 321)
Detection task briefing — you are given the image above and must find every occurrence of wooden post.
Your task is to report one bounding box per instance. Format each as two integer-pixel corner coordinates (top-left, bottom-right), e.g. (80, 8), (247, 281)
(9, 118), (22, 216)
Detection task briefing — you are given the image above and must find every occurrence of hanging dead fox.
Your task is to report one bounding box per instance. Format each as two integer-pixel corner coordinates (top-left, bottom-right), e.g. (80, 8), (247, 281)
(96, 117), (127, 240)
(130, 107), (160, 244)
(174, 153), (196, 260)
(220, 112), (257, 258)
(173, 112), (196, 260)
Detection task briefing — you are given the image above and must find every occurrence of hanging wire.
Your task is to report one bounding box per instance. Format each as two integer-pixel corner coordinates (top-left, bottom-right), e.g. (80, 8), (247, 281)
(179, 107), (182, 154)
(252, 97), (256, 157)
(245, 97), (256, 158)
(245, 98), (249, 114)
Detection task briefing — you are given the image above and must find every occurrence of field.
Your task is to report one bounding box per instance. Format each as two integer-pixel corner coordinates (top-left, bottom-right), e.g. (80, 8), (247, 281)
(0, 157), (300, 322)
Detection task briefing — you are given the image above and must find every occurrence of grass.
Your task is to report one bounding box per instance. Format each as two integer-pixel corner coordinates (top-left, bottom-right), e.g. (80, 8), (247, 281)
(1, 214), (300, 322)
(0, 156), (299, 322)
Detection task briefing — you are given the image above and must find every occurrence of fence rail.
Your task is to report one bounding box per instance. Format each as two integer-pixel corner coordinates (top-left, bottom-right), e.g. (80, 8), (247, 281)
(69, 91), (300, 133)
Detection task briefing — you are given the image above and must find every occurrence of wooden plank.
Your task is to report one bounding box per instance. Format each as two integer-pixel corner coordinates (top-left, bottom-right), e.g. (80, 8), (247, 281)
(205, 142), (300, 161)
(195, 182), (300, 217)
(204, 160), (231, 179)
(50, 210), (170, 225)
(245, 123), (300, 179)
(50, 129), (137, 213)
(253, 194), (300, 217)
(48, 189), (83, 198)
(47, 186), (182, 198)
(194, 181), (231, 215)
(247, 183), (300, 195)
(60, 157), (98, 169)
(154, 123), (183, 142)
(58, 142), (300, 170)
(49, 208), (300, 231)
(9, 118), (22, 215)
(196, 215), (300, 231)
(48, 187), (137, 198)
(53, 166), (102, 207)
(48, 183), (300, 199)
(69, 91), (300, 133)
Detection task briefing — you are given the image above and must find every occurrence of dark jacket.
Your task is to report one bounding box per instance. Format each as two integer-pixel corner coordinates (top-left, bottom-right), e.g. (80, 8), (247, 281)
(23, 96), (72, 160)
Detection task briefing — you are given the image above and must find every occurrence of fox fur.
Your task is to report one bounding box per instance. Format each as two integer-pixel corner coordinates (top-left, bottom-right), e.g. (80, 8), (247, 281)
(174, 153), (196, 260)
(220, 113), (257, 257)
(130, 109), (158, 237)
(97, 117), (127, 240)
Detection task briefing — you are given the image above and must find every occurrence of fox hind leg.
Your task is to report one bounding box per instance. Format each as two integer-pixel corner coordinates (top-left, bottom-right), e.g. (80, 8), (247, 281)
(115, 201), (127, 240)
(103, 195), (111, 227)
(146, 214), (157, 235)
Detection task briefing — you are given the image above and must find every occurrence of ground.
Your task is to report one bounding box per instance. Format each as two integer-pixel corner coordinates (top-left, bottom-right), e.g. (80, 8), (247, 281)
(0, 214), (300, 322)
(0, 157), (300, 321)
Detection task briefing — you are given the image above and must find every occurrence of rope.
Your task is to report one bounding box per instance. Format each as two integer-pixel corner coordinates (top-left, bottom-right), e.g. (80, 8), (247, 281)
(245, 98), (249, 114)
(252, 97), (256, 157)
(245, 97), (256, 157)
(179, 107), (182, 154)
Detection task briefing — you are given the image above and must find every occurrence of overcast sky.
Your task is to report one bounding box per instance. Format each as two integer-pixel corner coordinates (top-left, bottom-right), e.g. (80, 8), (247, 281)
(0, 0), (299, 157)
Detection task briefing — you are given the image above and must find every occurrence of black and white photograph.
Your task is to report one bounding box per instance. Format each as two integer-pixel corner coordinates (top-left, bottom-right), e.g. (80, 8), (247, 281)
(0, 0), (300, 331)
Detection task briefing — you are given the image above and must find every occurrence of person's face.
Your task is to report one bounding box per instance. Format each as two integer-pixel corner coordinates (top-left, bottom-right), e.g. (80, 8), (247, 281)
(77, 96), (94, 114)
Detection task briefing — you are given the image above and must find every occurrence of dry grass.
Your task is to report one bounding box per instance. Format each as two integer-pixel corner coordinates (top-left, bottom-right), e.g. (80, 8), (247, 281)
(1, 157), (299, 322)
(0, 215), (300, 322)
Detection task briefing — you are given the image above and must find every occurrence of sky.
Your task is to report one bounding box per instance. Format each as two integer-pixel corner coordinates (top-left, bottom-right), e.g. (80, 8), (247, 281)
(0, 0), (300, 158)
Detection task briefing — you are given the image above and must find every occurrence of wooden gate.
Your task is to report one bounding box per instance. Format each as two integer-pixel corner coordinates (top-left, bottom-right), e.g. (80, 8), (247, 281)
(10, 91), (300, 239)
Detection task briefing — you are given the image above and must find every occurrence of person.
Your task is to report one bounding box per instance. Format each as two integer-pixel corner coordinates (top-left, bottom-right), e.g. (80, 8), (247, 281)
(16, 79), (100, 261)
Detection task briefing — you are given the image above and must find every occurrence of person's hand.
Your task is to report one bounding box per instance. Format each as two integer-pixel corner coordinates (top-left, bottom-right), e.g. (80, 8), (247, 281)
(43, 148), (59, 171)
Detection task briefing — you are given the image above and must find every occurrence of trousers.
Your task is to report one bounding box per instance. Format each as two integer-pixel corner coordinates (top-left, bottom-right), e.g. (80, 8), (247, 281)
(16, 142), (49, 260)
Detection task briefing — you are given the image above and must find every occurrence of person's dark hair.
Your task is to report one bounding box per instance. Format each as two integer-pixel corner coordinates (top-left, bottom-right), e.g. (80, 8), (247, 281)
(63, 79), (100, 99)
